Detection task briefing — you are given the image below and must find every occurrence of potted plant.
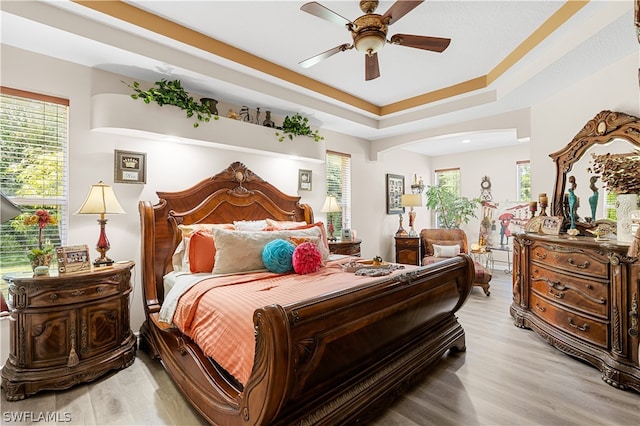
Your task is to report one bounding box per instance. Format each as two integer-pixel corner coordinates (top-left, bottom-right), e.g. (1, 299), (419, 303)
(124, 79), (219, 127)
(275, 113), (324, 142)
(23, 209), (58, 272)
(424, 182), (481, 229)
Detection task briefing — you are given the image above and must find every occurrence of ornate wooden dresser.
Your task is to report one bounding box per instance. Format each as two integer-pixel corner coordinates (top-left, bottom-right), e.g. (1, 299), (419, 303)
(511, 233), (639, 392)
(1, 262), (137, 400)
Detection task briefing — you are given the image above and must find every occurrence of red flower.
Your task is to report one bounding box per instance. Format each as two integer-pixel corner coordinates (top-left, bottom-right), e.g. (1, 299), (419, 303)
(24, 209), (58, 250)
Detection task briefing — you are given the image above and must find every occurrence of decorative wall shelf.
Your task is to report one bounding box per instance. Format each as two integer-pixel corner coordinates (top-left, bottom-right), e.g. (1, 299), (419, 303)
(90, 94), (325, 163)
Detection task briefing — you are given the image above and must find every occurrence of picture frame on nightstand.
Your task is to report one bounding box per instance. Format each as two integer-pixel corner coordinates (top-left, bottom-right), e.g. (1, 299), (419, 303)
(56, 245), (91, 273)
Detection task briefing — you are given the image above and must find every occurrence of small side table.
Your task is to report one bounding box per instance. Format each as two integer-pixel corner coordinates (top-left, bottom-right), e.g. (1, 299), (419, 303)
(470, 249), (493, 271)
(395, 236), (422, 265)
(1, 262), (136, 401)
(328, 239), (362, 256)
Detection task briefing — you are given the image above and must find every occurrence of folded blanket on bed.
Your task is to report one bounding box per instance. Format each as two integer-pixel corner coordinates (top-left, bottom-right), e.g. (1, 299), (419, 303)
(170, 259), (417, 386)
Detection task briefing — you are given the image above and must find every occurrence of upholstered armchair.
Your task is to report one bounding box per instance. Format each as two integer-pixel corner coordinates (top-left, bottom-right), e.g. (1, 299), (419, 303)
(419, 228), (492, 296)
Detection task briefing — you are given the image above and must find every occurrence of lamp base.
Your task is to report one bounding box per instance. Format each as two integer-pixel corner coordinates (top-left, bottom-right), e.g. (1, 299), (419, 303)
(395, 213), (408, 236)
(93, 257), (114, 267)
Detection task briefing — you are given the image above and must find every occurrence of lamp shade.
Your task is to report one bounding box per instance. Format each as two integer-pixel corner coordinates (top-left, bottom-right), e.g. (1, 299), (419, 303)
(401, 194), (422, 208)
(320, 195), (341, 213)
(75, 182), (126, 215)
(1, 192), (22, 223)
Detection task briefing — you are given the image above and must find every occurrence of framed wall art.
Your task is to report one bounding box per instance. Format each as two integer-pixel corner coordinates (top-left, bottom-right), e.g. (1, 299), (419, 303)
(386, 173), (405, 215)
(56, 245), (91, 274)
(114, 150), (146, 184)
(298, 169), (312, 191)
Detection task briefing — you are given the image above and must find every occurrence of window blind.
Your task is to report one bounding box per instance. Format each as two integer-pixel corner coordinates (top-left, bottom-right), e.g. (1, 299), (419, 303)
(0, 86), (69, 272)
(326, 151), (351, 234)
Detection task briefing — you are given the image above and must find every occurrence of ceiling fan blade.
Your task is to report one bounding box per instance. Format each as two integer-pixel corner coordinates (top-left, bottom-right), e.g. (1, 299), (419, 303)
(390, 34), (451, 52)
(382, 1), (424, 25)
(365, 53), (380, 81)
(299, 43), (352, 68)
(300, 2), (351, 26)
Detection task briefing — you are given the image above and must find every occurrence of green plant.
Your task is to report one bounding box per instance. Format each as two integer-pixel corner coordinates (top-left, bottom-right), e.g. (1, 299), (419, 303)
(424, 183), (481, 229)
(275, 113), (324, 142)
(124, 79), (218, 127)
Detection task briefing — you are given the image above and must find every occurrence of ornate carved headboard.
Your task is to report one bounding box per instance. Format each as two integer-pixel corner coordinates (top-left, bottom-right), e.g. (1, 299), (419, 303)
(138, 162), (314, 314)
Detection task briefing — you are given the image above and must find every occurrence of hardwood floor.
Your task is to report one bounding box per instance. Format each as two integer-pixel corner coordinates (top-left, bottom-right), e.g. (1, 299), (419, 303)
(2, 273), (638, 425)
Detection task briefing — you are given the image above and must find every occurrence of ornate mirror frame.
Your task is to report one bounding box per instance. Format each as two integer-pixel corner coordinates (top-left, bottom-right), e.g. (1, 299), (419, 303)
(549, 110), (640, 220)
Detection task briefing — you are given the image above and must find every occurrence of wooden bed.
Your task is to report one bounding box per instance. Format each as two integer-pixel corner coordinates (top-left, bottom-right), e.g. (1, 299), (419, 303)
(138, 162), (475, 425)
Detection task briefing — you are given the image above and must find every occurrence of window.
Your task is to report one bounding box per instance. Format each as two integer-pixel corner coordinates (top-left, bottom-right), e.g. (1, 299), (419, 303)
(603, 191), (617, 221)
(435, 168), (460, 196)
(0, 87), (69, 281)
(325, 151), (351, 236)
(434, 168), (460, 227)
(516, 161), (531, 201)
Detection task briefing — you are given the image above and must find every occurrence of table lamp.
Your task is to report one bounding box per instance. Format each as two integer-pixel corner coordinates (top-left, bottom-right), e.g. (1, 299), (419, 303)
(321, 195), (341, 241)
(75, 181), (126, 266)
(401, 194), (422, 237)
(1, 192), (22, 223)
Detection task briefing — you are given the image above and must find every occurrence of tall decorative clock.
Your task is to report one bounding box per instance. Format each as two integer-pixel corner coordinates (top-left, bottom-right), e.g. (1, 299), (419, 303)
(480, 176), (492, 201)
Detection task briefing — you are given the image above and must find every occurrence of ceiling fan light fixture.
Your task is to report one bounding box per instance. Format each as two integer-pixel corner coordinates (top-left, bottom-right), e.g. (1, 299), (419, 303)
(353, 30), (386, 55)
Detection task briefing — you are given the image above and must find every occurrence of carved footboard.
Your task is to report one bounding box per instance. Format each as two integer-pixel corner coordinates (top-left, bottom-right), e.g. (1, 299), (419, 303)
(184, 255), (473, 425)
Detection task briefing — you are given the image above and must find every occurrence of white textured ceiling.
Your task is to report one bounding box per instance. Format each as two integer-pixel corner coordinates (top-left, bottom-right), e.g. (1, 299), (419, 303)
(0, 0), (637, 156)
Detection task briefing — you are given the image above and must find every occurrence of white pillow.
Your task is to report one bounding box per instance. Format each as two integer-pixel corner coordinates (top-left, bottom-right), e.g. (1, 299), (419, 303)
(212, 227), (328, 274)
(433, 244), (460, 258)
(233, 220), (268, 231)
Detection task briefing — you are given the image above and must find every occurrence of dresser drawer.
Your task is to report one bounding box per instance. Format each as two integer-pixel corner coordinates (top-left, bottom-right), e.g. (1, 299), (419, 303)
(395, 238), (420, 248)
(530, 265), (608, 318)
(25, 279), (121, 307)
(530, 293), (608, 348)
(531, 242), (608, 279)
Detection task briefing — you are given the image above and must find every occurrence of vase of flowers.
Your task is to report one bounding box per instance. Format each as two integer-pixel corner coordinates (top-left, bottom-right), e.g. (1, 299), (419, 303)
(24, 209), (58, 273)
(590, 151), (640, 242)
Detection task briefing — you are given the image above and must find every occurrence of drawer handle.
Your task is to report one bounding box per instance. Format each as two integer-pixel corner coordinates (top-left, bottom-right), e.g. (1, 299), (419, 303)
(568, 317), (590, 332)
(549, 289), (565, 299)
(535, 303), (546, 312)
(567, 258), (589, 269)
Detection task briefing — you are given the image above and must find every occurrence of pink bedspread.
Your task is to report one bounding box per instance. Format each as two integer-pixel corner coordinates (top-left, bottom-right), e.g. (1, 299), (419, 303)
(172, 259), (415, 386)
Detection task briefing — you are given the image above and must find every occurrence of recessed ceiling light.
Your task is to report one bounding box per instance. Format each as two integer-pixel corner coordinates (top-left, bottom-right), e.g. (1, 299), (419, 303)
(462, 139), (471, 144)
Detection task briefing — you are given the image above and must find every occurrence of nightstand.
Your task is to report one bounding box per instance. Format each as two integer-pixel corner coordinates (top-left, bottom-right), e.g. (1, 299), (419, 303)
(328, 239), (362, 256)
(395, 236), (422, 265)
(1, 261), (136, 401)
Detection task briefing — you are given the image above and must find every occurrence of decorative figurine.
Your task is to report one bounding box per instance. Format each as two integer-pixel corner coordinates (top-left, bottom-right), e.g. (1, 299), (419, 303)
(263, 110), (275, 127)
(567, 175), (578, 231)
(589, 175), (599, 221)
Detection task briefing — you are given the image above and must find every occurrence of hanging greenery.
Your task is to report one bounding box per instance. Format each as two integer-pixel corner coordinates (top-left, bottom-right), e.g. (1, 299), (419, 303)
(124, 79), (218, 128)
(275, 113), (324, 142)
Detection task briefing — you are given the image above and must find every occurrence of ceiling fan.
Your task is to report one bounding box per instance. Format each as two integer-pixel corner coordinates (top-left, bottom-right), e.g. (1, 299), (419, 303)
(299, 0), (451, 81)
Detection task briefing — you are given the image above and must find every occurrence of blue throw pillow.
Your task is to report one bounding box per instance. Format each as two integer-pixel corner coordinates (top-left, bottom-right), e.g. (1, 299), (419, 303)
(262, 239), (294, 273)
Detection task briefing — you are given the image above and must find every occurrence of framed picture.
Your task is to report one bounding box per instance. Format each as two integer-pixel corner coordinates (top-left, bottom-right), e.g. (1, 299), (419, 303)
(540, 216), (563, 235)
(114, 150), (146, 184)
(298, 169), (312, 191)
(56, 245), (91, 274)
(386, 173), (405, 215)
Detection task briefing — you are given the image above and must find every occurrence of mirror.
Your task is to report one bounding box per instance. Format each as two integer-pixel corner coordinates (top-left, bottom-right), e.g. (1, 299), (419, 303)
(549, 110), (640, 226)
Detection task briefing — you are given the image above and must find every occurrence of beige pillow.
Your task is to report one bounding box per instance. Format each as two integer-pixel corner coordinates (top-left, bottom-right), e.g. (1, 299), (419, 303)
(233, 220), (268, 231)
(212, 227), (328, 274)
(433, 244), (460, 258)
